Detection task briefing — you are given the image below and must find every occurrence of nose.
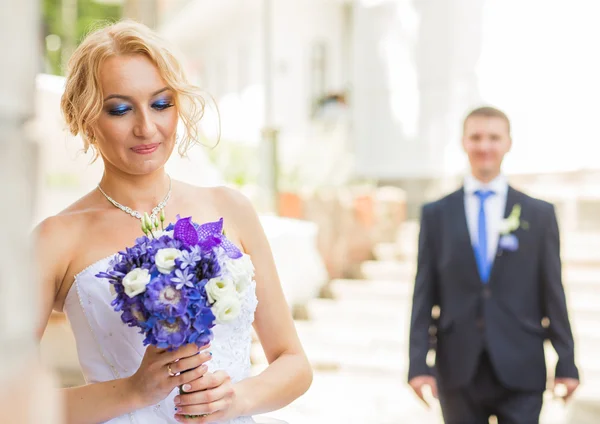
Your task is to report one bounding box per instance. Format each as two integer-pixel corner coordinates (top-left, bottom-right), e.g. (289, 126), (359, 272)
(132, 108), (157, 139)
(476, 137), (493, 151)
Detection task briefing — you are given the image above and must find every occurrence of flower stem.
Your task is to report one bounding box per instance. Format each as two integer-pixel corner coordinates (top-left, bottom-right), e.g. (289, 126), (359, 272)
(178, 385), (208, 419)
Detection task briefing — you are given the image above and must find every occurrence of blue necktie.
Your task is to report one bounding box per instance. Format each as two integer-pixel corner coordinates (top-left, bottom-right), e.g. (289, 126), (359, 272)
(474, 190), (494, 283)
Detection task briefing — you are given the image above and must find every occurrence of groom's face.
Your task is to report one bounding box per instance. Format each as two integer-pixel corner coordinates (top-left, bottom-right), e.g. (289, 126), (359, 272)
(462, 115), (512, 180)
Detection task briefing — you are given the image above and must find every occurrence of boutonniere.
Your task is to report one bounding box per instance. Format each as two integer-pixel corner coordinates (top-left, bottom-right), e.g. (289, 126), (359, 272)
(498, 204), (529, 252)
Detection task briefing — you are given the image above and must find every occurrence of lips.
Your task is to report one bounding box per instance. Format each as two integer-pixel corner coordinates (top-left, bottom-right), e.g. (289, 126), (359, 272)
(131, 143), (160, 154)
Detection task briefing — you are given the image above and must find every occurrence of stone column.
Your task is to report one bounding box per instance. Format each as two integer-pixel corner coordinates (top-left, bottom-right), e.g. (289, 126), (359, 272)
(351, 0), (484, 186)
(0, 0), (62, 422)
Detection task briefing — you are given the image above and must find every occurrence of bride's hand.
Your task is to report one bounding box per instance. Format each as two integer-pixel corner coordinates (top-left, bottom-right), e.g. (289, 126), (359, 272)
(127, 343), (212, 408)
(173, 371), (245, 422)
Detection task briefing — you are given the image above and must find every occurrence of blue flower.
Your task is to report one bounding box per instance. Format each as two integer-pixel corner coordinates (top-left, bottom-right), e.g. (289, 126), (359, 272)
(170, 268), (195, 290)
(177, 246), (201, 270)
(195, 250), (221, 281)
(499, 234), (519, 252)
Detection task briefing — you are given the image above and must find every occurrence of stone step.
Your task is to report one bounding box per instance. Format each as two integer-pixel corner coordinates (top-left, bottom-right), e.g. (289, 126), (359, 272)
(361, 260), (415, 281)
(373, 242), (403, 262)
(329, 278), (413, 301)
(293, 321), (408, 355)
(563, 268), (600, 293)
(263, 369), (439, 424)
(252, 334), (407, 374)
(308, 298), (407, 322)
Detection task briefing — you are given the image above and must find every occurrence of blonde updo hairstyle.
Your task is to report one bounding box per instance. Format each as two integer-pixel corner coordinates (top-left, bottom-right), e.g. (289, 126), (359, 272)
(60, 20), (207, 158)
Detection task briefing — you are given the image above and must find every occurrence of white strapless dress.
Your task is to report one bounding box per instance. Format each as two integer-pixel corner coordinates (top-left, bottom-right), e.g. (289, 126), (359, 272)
(63, 253), (259, 424)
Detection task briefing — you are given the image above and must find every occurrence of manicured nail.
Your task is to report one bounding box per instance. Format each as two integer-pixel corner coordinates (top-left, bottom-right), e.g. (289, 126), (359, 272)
(174, 396), (180, 404)
(182, 384), (192, 391)
(209, 351), (213, 356)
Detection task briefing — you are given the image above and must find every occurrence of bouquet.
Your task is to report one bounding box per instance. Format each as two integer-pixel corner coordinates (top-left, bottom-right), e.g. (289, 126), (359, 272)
(96, 212), (255, 416)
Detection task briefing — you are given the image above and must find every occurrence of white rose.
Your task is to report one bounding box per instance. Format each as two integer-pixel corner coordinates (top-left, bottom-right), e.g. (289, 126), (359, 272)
(205, 278), (237, 304)
(212, 296), (241, 324)
(225, 254), (254, 294)
(122, 268), (151, 298)
(155, 248), (183, 274)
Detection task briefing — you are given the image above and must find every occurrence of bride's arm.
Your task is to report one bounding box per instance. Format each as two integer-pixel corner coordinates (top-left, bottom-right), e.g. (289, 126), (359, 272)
(35, 216), (211, 424)
(226, 189), (313, 415)
(34, 216), (149, 424)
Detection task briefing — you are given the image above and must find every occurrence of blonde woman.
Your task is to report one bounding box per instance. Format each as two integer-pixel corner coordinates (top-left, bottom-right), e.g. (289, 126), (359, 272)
(35, 20), (311, 424)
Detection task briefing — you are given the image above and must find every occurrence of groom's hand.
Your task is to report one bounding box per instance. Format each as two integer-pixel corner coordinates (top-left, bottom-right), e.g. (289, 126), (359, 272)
(409, 375), (438, 408)
(552, 377), (579, 402)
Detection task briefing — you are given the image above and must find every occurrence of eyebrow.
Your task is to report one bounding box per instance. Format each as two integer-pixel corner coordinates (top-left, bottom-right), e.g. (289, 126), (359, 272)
(103, 87), (170, 102)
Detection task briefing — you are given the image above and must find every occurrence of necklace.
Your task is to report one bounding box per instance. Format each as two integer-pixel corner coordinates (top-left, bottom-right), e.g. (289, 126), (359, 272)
(97, 175), (172, 221)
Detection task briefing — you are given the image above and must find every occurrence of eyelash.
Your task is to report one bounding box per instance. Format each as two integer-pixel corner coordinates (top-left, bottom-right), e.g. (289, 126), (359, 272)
(108, 101), (174, 116)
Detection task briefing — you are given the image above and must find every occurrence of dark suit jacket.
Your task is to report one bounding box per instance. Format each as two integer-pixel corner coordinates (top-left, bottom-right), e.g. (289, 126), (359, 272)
(408, 186), (579, 391)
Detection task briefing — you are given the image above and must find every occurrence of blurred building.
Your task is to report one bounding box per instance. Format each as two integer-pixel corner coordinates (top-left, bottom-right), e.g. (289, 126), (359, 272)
(156, 0), (600, 228)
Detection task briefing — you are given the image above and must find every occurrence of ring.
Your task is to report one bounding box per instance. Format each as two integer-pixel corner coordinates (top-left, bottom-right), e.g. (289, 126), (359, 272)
(167, 363), (176, 377)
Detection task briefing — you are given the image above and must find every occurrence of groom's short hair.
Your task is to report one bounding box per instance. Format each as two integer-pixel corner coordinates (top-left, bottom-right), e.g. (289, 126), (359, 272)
(463, 106), (511, 135)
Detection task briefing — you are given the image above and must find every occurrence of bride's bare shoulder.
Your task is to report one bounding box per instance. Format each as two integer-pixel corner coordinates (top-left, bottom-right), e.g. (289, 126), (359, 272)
(208, 185), (254, 209)
(35, 190), (102, 239)
(177, 182), (254, 212)
(34, 191), (108, 274)
(33, 191), (105, 303)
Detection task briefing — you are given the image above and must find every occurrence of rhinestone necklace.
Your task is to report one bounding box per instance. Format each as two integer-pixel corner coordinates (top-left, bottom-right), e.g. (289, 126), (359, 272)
(97, 175), (172, 221)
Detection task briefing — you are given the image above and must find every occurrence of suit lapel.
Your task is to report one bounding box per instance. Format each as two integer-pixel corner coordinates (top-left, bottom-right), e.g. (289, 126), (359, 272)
(448, 188), (481, 285)
(488, 186), (520, 285)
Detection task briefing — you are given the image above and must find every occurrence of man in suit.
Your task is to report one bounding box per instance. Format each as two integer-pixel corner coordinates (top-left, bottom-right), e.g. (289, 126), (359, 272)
(407, 106), (580, 424)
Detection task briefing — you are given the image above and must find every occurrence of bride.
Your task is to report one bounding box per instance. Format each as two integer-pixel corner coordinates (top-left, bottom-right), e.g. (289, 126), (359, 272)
(35, 20), (312, 423)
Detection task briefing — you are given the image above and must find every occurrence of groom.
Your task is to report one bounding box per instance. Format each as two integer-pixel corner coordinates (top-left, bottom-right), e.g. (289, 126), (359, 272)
(407, 106), (579, 423)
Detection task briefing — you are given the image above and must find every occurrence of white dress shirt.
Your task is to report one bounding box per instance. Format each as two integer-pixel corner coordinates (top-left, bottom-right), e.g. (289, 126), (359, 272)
(463, 174), (509, 262)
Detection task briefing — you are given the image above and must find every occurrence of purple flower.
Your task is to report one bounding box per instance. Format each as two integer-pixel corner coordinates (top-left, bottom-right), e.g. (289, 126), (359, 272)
(195, 249), (221, 282)
(170, 268), (195, 290)
(151, 316), (191, 349)
(177, 246), (201, 270)
(197, 218), (243, 259)
(174, 216), (199, 247)
(121, 300), (150, 329)
(144, 276), (188, 317)
(499, 234), (519, 252)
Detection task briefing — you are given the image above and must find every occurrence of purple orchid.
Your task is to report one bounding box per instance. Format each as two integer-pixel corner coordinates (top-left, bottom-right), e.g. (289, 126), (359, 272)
(173, 216), (243, 259)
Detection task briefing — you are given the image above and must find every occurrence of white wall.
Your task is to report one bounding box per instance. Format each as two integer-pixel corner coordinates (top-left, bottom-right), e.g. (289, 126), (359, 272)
(352, 0), (600, 181)
(352, 0), (484, 180)
(160, 0), (347, 166)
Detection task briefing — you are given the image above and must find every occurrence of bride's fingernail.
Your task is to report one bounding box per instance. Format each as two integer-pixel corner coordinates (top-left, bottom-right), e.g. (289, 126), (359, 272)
(182, 384), (192, 391)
